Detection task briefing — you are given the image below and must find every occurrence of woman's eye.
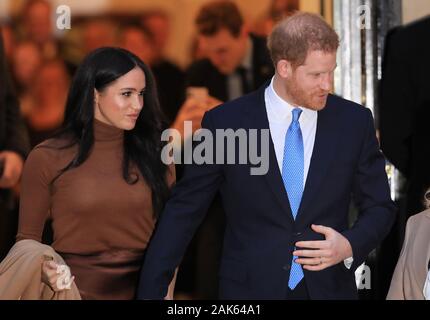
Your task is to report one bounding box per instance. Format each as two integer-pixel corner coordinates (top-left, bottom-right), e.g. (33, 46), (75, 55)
(138, 91), (145, 96)
(122, 92), (132, 97)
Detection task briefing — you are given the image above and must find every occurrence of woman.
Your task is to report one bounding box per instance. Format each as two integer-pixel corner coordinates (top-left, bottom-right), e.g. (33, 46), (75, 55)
(387, 189), (430, 299)
(17, 47), (175, 299)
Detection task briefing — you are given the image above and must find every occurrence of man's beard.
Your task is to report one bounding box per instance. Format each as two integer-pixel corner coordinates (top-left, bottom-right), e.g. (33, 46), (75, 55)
(286, 79), (328, 111)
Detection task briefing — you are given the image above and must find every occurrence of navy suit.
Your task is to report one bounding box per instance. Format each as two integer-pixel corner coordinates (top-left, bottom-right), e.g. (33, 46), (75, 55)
(138, 84), (396, 300)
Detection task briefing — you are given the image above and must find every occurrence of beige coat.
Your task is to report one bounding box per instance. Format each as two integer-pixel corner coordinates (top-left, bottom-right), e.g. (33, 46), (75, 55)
(0, 239), (81, 300)
(387, 209), (430, 300)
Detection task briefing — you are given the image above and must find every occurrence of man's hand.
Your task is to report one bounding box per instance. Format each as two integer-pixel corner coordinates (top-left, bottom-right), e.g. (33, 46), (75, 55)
(0, 151), (24, 189)
(293, 224), (353, 271)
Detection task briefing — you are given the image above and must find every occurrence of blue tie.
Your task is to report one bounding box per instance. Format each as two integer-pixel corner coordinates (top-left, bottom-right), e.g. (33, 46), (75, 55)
(282, 108), (304, 290)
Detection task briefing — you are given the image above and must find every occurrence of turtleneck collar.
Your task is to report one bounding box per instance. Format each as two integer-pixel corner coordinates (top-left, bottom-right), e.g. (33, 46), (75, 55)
(93, 119), (124, 142)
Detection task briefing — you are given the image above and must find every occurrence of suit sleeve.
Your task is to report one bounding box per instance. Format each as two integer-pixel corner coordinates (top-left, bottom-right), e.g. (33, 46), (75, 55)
(379, 29), (413, 176)
(137, 111), (224, 299)
(342, 109), (397, 271)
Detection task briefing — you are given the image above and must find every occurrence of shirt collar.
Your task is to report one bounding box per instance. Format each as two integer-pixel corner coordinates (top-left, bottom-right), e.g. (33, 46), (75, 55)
(266, 76), (316, 122)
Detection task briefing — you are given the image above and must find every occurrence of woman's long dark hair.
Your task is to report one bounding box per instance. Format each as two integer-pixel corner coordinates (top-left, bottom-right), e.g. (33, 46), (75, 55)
(52, 47), (170, 218)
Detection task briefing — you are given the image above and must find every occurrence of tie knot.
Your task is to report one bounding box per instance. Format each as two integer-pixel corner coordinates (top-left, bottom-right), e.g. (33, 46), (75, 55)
(292, 108), (302, 123)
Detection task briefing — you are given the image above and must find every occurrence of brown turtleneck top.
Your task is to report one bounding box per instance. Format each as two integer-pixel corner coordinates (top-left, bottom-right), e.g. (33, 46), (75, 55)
(17, 119), (175, 299)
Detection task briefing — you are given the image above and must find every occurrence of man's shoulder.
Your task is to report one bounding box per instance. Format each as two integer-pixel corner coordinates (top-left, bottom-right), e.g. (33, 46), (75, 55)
(206, 90), (263, 124)
(326, 94), (373, 127)
(327, 94), (369, 114)
(388, 16), (430, 52)
(402, 16), (430, 37)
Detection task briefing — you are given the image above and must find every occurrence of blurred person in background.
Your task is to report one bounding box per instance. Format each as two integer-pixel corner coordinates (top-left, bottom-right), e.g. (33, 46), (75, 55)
(187, 0), (273, 102)
(11, 40), (43, 117)
(24, 59), (70, 147)
(0, 23), (15, 62)
(120, 23), (156, 66)
(0, 31), (30, 261)
(19, 0), (58, 60)
(141, 10), (185, 124)
(82, 18), (117, 55)
(120, 22), (185, 125)
(140, 10), (171, 65)
(252, 0), (299, 37)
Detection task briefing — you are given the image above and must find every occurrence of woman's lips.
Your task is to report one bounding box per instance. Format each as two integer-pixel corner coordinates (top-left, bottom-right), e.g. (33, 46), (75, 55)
(127, 113), (139, 120)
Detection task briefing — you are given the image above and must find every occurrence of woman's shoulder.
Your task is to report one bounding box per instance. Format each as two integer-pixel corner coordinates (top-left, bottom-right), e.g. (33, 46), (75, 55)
(27, 137), (77, 165)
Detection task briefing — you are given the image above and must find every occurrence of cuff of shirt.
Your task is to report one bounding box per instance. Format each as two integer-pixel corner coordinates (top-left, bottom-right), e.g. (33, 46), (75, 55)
(344, 257), (354, 269)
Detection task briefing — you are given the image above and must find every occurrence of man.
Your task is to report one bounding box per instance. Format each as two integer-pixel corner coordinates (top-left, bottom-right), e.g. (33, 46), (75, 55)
(174, 0), (273, 299)
(0, 32), (30, 260)
(186, 0), (273, 102)
(21, 0), (56, 60)
(378, 16), (430, 298)
(138, 12), (396, 299)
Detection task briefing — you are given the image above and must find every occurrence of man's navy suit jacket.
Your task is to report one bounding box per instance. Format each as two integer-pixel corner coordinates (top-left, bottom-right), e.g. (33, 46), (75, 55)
(138, 83), (396, 300)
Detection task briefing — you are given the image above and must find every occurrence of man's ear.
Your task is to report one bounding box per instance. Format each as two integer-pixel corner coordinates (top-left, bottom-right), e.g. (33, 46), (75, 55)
(276, 59), (293, 79)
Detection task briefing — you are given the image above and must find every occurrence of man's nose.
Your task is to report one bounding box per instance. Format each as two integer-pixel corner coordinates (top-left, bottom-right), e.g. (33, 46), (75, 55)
(320, 74), (332, 91)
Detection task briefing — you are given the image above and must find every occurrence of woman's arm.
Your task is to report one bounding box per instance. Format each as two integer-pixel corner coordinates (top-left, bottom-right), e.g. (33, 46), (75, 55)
(16, 146), (52, 242)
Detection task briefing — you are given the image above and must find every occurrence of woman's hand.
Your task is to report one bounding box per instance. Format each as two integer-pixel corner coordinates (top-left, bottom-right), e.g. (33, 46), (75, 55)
(41, 260), (75, 292)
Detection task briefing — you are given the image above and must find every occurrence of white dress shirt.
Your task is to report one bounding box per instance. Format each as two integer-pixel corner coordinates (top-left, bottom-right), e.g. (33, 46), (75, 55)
(264, 77), (353, 269)
(265, 77), (318, 183)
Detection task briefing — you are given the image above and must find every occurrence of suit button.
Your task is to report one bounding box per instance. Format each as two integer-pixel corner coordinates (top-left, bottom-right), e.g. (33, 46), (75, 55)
(283, 265), (290, 271)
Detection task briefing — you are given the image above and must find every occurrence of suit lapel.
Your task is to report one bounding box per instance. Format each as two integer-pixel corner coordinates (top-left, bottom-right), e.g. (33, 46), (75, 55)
(243, 85), (294, 221)
(243, 88), (340, 222)
(297, 97), (340, 219)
